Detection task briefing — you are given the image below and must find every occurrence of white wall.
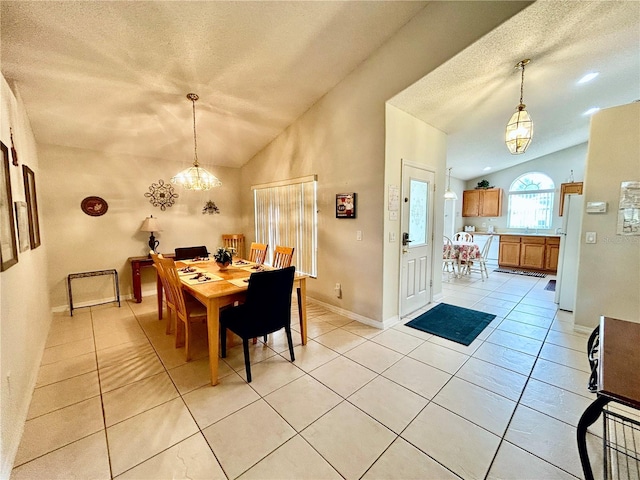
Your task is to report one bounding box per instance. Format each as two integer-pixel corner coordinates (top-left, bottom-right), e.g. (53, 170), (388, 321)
(384, 104), (446, 323)
(1, 76), (52, 478)
(574, 103), (640, 329)
(38, 143), (243, 309)
(239, 1), (531, 324)
(462, 143), (588, 233)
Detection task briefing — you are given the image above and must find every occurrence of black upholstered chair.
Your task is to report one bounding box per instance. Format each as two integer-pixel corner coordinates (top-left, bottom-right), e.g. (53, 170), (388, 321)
(220, 266), (296, 382)
(174, 246), (209, 261)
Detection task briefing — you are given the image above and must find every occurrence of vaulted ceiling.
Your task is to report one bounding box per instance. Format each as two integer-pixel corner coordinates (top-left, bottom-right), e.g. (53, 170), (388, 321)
(2, 1), (639, 181)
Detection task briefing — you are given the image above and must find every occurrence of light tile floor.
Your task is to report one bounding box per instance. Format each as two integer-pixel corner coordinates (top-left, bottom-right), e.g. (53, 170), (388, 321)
(11, 272), (610, 479)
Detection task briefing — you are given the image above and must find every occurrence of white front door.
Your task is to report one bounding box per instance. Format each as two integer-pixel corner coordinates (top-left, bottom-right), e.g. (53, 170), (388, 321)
(400, 162), (435, 317)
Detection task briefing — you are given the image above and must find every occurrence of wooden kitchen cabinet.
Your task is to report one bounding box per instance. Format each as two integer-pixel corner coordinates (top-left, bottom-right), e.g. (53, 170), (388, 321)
(498, 235), (560, 272)
(462, 188), (503, 217)
(545, 237), (560, 271)
(559, 182), (583, 216)
(498, 236), (521, 267)
(519, 236), (546, 269)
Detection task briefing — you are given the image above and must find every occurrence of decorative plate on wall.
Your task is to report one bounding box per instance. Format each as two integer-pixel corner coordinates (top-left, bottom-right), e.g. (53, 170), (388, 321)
(81, 196), (108, 216)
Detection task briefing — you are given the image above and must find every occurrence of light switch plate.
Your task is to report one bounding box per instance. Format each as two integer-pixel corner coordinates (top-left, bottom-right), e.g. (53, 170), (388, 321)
(585, 231), (597, 244)
(356, 230), (362, 241)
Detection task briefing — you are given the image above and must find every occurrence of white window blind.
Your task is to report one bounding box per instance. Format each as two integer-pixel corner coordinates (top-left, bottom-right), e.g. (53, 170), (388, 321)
(253, 176), (317, 277)
(507, 172), (555, 229)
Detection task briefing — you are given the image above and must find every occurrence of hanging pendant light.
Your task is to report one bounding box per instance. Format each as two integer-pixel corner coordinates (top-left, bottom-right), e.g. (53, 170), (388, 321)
(171, 93), (222, 190)
(444, 167), (458, 200)
(505, 59), (533, 155)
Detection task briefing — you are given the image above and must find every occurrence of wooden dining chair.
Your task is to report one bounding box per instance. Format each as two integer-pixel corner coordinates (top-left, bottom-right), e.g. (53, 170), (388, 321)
(151, 253), (176, 334)
(222, 234), (245, 259)
(442, 236), (458, 276)
(220, 266), (296, 383)
(466, 235), (493, 281)
(272, 245), (295, 268)
(158, 256), (207, 361)
(248, 242), (268, 264)
(453, 232), (474, 243)
(174, 246), (209, 261)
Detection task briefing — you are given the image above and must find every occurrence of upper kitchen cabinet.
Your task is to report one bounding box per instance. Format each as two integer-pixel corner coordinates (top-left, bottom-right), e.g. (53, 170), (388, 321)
(462, 188), (503, 217)
(559, 182), (583, 216)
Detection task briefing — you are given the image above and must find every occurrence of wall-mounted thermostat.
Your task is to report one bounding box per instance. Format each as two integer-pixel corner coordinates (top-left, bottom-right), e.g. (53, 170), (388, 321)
(586, 201), (607, 213)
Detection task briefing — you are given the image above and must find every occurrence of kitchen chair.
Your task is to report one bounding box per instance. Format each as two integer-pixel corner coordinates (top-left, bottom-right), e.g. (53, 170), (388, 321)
(466, 234), (493, 281)
(174, 246), (209, 261)
(272, 245), (295, 268)
(220, 266), (296, 383)
(222, 234), (245, 259)
(453, 232), (474, 242)
(442, 236), (458, 276)
(248, 242), (268, 264)
(151, 253), (176, 334)
(158, 256), (207, 361)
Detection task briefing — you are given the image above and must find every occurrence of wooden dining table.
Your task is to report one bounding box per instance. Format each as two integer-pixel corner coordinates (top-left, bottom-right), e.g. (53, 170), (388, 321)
(168, 259), (308, 386)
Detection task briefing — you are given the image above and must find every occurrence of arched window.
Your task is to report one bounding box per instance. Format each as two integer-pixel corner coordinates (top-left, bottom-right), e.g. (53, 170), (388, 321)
(508, 172), (555, 229)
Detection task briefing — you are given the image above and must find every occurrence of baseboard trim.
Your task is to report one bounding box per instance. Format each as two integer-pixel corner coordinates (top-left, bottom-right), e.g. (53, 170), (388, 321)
(309, 299), (385, 330)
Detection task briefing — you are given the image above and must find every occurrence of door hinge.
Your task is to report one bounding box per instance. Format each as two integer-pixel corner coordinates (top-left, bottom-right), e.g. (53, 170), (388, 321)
(430, 280), (433, 287)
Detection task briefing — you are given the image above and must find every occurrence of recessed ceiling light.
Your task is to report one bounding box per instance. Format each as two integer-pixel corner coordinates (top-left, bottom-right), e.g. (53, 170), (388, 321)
(483, 166), (492, 171)
(583, 107), (601, 116)
(578, 72), (599, 84)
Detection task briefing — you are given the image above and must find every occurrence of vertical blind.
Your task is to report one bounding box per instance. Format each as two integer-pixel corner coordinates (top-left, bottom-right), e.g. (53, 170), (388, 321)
(253, 176), (317, 277)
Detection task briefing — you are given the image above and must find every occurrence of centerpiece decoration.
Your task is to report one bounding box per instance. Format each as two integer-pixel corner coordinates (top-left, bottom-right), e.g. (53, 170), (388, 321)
(213, 246), (233, 271)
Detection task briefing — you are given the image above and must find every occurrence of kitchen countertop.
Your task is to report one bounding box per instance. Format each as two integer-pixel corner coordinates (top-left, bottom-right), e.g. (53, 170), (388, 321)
(472, 232), (561, 238)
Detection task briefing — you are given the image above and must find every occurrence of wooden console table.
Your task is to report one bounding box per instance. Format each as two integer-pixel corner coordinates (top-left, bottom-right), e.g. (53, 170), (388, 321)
(577, 316), (640, 480)
(128, 254), (174, 318)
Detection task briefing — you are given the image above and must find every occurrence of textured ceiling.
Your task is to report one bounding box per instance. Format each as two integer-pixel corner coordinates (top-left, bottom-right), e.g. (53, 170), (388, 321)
(390, 1), (640, 180)
(2, 2), (638, 180)
(1, 1), (427, 168)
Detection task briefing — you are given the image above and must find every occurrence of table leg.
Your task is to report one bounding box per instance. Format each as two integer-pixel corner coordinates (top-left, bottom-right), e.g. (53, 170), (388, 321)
(132, 261), (142, 303)
(297, 277), (307, 345)
(206, 297), (221, 386)
(577, 395), (609, 480)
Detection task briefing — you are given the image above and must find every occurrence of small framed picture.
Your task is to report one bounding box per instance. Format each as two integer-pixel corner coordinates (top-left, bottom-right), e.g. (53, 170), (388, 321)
(336, 193), (356, 219)
(22, 165), (41, 249)
(15, 201), (30, 252)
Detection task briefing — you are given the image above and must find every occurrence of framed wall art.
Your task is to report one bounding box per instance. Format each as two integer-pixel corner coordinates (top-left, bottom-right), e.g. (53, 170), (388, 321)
(22, 165), (41, 249)
(15, 201), (30, 252)
(1, 142), (18, 271)
(336, 193), (356, 219)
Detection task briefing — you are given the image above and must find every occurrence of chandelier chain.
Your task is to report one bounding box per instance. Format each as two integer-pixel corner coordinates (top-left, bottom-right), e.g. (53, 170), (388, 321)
(191, 96), (199, 166)
(519, 62), (525, 105)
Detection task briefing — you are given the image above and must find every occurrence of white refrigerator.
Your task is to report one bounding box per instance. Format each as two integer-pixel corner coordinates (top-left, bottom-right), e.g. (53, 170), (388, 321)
(555, 194), (584, 311)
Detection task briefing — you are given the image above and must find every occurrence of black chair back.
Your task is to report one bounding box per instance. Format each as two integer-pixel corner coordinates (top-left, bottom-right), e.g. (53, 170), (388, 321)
(174, 246), (208, 261)
(243, 266), (295, 337)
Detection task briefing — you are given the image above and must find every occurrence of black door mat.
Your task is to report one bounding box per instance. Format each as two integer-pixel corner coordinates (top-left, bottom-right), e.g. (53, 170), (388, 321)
(494, 268), (547, 278)
(544, 280), (556, 291)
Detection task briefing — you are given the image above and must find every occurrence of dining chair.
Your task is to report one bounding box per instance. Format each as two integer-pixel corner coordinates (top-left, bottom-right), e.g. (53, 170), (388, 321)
(151, 253), (176, 334)
(174, 246), (209, 261)
(248, 242), (268, 264)
(272, 245), (295, 268)
(222, 234), (245, 259)
(220, 266), (296, 383)
(158, 256), (207, 361)
(442, 236), (458, 276)
(453, 232), (474, 242)
(466, 235), (493, 281)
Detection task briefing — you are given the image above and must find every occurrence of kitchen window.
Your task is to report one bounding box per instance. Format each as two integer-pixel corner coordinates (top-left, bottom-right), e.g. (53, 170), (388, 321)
(507, 172), (554, 229)
(252, 175), (317, 277)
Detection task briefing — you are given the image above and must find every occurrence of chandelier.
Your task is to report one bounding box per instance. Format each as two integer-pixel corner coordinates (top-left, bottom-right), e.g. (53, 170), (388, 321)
(444, 167), (457, 200)
(171, 93), (222, 190)
(505, 59), (533, 155)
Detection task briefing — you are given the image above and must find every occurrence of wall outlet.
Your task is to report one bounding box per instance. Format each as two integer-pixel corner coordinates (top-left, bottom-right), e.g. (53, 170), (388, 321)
(356, 230), (363, 241)
(334, 283), (342, 298)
